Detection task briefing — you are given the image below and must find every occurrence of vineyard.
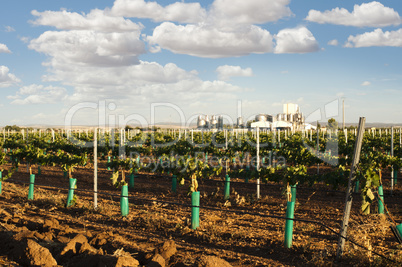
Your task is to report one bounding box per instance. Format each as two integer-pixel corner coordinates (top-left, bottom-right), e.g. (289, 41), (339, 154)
(0, 127), (401, 266)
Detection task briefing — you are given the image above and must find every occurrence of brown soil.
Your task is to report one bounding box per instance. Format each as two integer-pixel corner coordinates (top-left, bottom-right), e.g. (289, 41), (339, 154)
(0, 162), (401, 266)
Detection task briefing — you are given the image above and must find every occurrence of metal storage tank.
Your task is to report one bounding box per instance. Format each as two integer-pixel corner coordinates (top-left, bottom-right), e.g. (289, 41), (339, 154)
(255, 114), (267, 122)
(237, 117), (243, 127)
(266, 114), (273, 122)
(218, 116), (224, 129)
(210, 115), (218, 128)
(198, 119), (206, 128)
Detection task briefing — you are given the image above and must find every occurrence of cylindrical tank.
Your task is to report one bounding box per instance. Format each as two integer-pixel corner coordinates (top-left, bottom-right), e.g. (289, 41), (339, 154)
(211, 119), (218, 128)
(255, 114), (267, 122)
(197, 115), (205, 128)
(197, 119), (206, 128)
(218, 116), (223, 129)
(266, 114), (273, 122)
(237, 117), (243, 127)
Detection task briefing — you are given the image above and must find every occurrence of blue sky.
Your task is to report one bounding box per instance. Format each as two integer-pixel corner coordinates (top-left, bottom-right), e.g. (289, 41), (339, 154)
(1, 0), (402, 127)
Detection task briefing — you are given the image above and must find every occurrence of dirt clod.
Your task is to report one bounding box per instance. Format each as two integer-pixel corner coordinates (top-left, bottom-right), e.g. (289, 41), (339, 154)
(14, 230), (36, 241)
(43, 218), (59, 230)
(148, 253), (165, 267)
(61, 233), (88, 255)
(23, 239), (57, 267)
(156, 240), (177, 260)
(194, 255), (232, 267)
(115, 252), (140, 267)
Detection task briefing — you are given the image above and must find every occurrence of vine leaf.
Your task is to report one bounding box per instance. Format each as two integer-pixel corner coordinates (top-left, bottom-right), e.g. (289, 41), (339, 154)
(366, 188), (375, 201)
(111, 171), (119, 187)
(362, 201), (370, 215)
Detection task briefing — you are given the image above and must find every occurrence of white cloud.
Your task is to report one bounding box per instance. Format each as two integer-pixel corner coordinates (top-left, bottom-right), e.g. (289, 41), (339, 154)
(147, 22), (274, 58)
(345, 28), (402, 48)
(31, 9), (142, 33)
(26, 57), (244, 108)
(29, 30), (145, 67)
(9, 84), (67, 105)
(20, 36), (30, 43)
(26, 4), (248, 111)
(0, 43), (11, 53)
(142, 0), (294, 58)
(111, 0), (292, 25)
(5, 26), (15, 32)
(0, 66), (21, 87)
(274, 27), (319, 54)
(328, 39), (338, 46)
(216, 65), (253, 81)
(210, 0), (292, 27)
(110, 0), (207, 23)
(361, 81), (371, 86)
(305, 1), (401, 27)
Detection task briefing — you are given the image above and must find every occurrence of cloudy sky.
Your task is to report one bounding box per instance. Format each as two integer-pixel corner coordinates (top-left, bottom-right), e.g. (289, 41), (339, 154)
(1, 0), (402, 127)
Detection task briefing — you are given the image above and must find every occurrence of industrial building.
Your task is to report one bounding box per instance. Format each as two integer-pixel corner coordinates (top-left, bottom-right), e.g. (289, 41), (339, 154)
(197, 115), (224, 129)
(197, 103), (312, 131)
(250, 103), (305, 131)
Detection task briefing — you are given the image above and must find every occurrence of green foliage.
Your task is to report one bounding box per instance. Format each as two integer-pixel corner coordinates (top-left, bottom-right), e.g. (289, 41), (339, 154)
(4, 125), (21, 131)
(327, 118), (338, 131)
(1, 126), (400, 211)
(360, 167), (380, 215)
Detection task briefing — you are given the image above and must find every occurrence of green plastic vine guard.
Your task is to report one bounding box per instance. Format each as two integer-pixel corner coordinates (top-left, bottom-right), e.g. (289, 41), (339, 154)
(391, 224), (402, 244)
(284, 201), (295, 248)
(28, 174), (35, 200)
(291, 185), (296, 203)
(396, 224), (402, 242)
(224, 175), (230, 200)
(38, 166), (41, 175)
(354, 180), (360, 193)
(66, 178), (77, 207)
(172, 175), (177, 193)
(120, 184), (129, 217)
(107, 156), (111, 171)
(394, 169), (398, 185)
(378, 185), (384, 214)
(191, 191), (200, 229)
(129, 173), (134, 189)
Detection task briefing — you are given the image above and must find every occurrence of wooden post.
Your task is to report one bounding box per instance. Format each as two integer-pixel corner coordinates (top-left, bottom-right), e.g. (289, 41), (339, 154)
(317, 125), (320, 175)
(256, 126), (260, 199)
(94, 128), (98, 209)
(225, 129), (228, 150)
(391, 127), (394, 194)
(336, 117), (365, 259)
